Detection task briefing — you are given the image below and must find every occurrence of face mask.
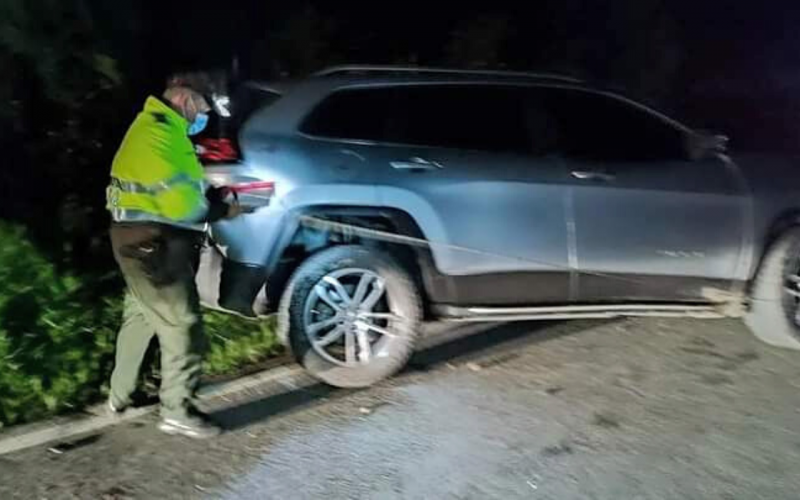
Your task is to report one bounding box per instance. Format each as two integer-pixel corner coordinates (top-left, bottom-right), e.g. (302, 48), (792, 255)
(188, 112), (209, 136)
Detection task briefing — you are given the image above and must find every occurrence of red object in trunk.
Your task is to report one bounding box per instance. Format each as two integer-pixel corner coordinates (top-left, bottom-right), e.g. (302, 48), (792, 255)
(198, 138), (239, 163)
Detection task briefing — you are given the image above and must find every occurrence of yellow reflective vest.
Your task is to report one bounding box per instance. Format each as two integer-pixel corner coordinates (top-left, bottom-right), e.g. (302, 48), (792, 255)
(106, 97), (207, 228)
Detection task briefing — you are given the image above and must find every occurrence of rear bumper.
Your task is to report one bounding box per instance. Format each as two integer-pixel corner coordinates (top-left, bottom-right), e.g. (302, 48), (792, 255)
(219, 259), (268, 316)
(196, 243), (269, 317)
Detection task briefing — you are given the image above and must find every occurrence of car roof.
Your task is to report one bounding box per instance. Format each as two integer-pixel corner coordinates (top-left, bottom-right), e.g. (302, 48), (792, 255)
(310, 65), (584, 85)
(240, 80), (296, 95)
(243, 66), (693, 136)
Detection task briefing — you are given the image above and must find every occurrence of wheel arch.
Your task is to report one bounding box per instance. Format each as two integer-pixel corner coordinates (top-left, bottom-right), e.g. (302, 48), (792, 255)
(749, 209), (800, 289)
(265, 205), (453, 315)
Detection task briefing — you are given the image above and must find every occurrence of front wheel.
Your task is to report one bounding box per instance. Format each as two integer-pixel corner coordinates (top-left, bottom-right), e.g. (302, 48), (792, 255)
(745, 228), (800, 350)
(278, 245), (422, 388)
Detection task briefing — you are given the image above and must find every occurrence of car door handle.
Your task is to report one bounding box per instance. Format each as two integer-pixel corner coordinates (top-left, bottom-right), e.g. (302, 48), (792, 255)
(571, 170), (615, 182)
(390, 157), (444, 171)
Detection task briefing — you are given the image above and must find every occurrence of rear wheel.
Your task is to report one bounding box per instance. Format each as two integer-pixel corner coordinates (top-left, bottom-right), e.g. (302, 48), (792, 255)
(278, 245), (422, 387)
(745, 228), (800, 350)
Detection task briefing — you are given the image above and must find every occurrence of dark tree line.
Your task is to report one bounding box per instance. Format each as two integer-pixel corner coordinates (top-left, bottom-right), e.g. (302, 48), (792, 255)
(0, 0), (797, 269)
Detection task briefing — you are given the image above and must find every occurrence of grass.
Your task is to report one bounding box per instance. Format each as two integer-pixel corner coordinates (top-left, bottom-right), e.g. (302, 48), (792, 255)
(203, 311), (283, 377)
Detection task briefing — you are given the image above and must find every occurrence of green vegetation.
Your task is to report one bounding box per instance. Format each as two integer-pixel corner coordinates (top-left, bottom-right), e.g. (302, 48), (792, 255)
(0, 222), (119, 427)
(204, 313), (282, 377)
(0, 223), (281, 429)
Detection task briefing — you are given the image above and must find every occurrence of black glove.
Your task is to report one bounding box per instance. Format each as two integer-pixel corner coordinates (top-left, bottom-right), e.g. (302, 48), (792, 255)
(204, 186), (230, 223)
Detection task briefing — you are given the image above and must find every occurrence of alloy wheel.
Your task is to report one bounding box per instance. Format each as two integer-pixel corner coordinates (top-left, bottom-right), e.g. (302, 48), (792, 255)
(303, 268), (406, 368)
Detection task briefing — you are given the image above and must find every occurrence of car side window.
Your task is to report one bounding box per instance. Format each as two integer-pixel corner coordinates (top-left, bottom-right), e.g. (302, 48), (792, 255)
(301, 88), (394, 142)
(541, 87), (687, 163)
(385, 85), (531, 154)
(301, 85), (537, 155)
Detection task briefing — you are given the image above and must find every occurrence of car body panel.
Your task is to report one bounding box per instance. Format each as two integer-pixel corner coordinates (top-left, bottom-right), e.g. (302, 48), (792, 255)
(569, 155), (747, 302)
(367, 144), (573, 304)
(733, 153), (800, 269)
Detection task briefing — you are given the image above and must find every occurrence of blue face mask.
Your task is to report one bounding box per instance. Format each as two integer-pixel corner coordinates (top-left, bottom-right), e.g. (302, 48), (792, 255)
(188, 112), (209, 136)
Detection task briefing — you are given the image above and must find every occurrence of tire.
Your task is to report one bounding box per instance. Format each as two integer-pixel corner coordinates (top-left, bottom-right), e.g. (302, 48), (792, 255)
(745, 228), (800, 350)
(278, 245), (422, 388)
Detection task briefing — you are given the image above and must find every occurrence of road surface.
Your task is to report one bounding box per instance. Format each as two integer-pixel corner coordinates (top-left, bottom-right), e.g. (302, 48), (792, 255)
(2, 318), (800, 499)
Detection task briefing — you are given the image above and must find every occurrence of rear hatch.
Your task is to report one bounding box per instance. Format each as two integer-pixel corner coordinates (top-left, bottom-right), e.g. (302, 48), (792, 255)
(196, 80), (288, 207)
(194, 81), (287, 316)
(194, 80), (285, 165)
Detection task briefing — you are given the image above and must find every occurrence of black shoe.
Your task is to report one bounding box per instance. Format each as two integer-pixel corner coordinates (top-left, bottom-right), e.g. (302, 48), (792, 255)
(158, 409), (221, 439)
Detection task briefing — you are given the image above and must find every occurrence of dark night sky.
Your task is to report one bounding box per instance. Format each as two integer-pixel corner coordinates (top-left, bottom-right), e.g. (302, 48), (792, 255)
(91, 0), (800, 150)
(123, 0), (800, 91)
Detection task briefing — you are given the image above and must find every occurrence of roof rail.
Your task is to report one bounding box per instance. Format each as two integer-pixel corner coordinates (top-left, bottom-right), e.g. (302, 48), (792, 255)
(313, 65), (583, 83)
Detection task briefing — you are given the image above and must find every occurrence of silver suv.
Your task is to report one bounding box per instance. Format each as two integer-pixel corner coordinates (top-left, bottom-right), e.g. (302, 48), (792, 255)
(198, 65), (800, 388)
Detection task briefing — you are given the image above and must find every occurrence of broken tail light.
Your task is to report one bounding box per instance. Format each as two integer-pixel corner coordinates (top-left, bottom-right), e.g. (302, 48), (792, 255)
(227, 181), (275, 195)
(219, 180), (276, 210)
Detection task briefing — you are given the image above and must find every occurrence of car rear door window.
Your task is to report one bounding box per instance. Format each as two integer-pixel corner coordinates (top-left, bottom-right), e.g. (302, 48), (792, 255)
(301, 85), (534, 155)
(386, 85), (531, 154)
(301, 88), (395, 142)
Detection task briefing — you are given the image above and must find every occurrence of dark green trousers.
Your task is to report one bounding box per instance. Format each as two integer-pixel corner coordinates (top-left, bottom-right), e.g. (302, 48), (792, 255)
(109, 223), (205, 419)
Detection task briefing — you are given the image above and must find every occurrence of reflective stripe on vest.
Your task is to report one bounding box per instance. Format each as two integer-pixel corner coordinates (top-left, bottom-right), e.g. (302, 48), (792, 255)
(107, 174), (207, 223)
(109, 207), (206, 231)
(109, 174), (202, 195)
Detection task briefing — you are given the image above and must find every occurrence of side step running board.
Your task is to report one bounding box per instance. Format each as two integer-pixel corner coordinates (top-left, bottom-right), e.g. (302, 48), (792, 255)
(433, 304), (727, 323)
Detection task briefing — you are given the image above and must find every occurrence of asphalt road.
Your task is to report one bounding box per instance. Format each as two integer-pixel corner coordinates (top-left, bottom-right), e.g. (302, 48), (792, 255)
(2, 318), (800, 500)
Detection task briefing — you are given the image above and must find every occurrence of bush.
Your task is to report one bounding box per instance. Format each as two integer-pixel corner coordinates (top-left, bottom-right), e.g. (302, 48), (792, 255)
(0, 222), (282, 428)
(0, 222), (120, 427)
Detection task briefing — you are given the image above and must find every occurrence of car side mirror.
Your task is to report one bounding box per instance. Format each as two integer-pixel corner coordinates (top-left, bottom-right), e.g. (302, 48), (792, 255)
(687, 131), (729, 161)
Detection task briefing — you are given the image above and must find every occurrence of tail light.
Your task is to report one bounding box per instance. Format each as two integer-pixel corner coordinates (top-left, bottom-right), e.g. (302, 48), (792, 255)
(227, 181), (275, 195)
(220, 181), (276, 209)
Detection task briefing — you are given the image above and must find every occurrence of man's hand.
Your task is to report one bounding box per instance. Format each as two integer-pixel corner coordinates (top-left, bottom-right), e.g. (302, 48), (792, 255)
(224, 199), (256, 219)
(206, 187), (251, 222)
(226, 201), (244, 219)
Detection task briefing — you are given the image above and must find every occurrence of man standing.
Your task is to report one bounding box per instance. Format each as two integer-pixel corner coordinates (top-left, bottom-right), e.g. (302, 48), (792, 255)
(105, 86), (239, 438)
